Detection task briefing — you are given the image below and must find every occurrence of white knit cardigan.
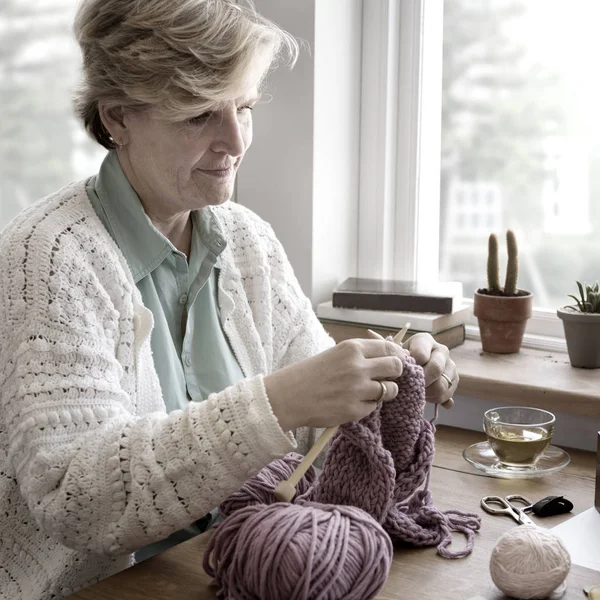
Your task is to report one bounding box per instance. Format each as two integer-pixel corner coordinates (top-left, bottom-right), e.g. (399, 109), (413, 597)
(0, 180), (335, 600)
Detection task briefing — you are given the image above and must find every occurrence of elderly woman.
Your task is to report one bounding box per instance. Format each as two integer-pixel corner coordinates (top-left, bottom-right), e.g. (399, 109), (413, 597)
(0, 1), (458, 598)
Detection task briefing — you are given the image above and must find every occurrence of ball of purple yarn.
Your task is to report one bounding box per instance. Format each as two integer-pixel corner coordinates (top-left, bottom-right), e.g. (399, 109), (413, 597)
(219, 452), (317, 518)
(204, 502), (393, 600)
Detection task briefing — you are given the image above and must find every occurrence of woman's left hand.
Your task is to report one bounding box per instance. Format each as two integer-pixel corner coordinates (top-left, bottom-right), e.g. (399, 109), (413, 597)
(402, 333), (457, 408)
(366, 330), (457, 408)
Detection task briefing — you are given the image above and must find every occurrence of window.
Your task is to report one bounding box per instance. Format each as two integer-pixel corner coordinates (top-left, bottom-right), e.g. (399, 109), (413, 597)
(0, 0), (104, 230)
(439, 0), (600, 311)
(358, 0), (599, 345)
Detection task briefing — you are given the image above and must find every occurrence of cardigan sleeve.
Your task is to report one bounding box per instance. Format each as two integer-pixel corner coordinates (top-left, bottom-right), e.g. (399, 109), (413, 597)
(257, 220), (337, 458)
(0, 229), (296, 557)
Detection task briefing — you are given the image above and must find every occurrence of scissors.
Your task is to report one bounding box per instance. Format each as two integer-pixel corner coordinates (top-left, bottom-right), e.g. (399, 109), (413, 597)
(480, 494), (537, 526)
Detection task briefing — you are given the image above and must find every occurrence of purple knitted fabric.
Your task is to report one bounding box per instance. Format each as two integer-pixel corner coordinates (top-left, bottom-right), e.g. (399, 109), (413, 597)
(219, 351), (481, 558)
(301, 352), (481, 558)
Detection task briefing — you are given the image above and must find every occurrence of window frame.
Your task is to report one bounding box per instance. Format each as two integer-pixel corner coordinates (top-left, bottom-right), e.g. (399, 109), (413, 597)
(357, 0), (566, 347)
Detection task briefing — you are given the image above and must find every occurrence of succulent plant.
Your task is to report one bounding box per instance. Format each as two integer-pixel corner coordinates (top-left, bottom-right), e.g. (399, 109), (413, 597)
(568, 281), (600, 313)
(486, 229), (519, 296)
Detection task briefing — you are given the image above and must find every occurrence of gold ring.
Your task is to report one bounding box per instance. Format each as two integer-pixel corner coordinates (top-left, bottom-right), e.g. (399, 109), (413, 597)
(377, 381), (387, 402)
(441, 373), (453, 388)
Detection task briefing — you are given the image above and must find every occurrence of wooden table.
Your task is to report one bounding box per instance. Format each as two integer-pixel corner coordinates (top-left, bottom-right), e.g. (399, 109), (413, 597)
(68, 426), (600, 600)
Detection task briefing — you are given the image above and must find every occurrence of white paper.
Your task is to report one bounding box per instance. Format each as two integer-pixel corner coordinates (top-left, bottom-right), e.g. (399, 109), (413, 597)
(552, 507), (600, 572)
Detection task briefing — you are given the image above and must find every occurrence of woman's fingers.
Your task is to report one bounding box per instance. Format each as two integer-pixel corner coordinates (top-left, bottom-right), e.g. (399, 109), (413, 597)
(421, 345), (447, 386)
(403, 332), (434, 365)
(358, 338), (407, 361)
(366, 329), (385, 340)
(364, 379), (399, 403)
(426, 364), (459, 402)
(367, 355), (404, 380)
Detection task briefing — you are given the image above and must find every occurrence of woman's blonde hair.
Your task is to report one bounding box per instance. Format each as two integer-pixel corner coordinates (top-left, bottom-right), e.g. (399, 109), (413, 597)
(73, 0), (298, 148)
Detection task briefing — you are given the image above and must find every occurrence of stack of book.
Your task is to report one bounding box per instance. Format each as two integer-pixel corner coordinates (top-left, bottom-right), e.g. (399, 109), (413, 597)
(316, 277), (470, 349)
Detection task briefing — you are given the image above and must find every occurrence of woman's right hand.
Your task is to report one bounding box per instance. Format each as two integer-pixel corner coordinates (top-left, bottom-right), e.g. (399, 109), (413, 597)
(263, 338), (407, 431)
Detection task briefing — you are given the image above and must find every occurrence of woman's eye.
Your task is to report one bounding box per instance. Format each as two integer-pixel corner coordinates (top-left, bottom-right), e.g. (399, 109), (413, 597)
(188, 112), (212, 125)
(188, 106), (252, 125)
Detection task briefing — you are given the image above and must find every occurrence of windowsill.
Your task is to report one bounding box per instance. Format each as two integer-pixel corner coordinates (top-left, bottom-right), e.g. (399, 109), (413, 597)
(319, 320), (600, 419)
(450, 340), (600, 418)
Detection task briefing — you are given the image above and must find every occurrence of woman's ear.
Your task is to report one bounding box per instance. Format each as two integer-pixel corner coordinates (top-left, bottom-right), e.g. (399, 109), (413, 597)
(98, 103), (128, 147)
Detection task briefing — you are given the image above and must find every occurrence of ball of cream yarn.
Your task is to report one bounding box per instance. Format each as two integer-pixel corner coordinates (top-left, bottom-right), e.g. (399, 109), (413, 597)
(490, 525), (571, 599)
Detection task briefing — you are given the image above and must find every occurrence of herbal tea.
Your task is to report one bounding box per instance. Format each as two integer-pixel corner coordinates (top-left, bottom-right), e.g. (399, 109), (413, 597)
(487, 428), (551, 466)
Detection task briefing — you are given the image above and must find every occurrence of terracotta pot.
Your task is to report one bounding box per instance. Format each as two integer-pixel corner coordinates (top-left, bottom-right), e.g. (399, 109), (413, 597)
(473, 290), (533, 354)
(557, 307), (600, 368)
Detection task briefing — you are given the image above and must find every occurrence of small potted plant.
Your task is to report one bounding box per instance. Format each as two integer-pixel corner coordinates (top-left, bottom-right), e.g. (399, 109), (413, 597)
(557, 281), (600, 368)
(473, 230), (533, 353)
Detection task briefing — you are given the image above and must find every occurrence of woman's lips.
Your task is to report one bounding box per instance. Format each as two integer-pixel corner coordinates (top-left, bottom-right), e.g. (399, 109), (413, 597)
(197, 166), (234, 179)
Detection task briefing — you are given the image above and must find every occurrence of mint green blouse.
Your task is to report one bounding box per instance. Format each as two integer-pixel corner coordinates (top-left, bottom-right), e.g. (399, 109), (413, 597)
(86, 151), (245, 561)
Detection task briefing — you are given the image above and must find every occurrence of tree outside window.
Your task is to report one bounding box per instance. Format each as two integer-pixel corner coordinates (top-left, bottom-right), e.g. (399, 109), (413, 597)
(440, 0), (600, 309)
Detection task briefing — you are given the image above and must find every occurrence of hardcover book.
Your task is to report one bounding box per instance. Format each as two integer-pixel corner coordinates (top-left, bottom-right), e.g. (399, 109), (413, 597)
(332, 278), (463, 314)
(317, 300), (470, 335)
(319, 320), (466, 350)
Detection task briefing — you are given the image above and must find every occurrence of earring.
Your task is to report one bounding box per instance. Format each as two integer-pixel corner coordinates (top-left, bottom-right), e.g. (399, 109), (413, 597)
(117, 140), (124, 150)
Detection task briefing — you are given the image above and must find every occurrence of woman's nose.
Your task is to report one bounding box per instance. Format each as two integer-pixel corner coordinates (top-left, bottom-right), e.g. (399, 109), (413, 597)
(211, 110), (247, 157)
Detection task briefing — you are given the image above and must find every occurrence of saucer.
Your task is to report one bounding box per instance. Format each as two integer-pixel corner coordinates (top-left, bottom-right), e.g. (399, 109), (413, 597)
(462, 441), (570, 479)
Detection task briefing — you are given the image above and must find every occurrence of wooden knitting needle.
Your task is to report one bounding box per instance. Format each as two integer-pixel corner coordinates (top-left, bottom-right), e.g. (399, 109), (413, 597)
(273, 326), (413, 503)
(366, 325), (409, 344)
(273, 425), (339, 502)
(366, 327), (455, 409)
(394, 323), (410, 344)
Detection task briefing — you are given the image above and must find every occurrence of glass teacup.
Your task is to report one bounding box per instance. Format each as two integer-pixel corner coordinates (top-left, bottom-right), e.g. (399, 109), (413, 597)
(483, 406), (555, 468)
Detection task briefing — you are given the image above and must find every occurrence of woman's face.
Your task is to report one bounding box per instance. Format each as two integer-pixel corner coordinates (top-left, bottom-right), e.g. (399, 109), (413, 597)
(119, 88), (259, 215)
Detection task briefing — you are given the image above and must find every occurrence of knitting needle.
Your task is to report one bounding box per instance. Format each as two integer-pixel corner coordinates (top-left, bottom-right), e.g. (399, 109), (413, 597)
(393, 323), (410, 344)
(273, 327), (413, 503)
(273, 425), (339, 502)
(366, 327), (455, 409)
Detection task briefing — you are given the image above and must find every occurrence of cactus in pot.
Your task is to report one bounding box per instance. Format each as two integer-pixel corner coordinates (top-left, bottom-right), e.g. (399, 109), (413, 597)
(474, 230), (533, 353)
(482, 230), (521, 297)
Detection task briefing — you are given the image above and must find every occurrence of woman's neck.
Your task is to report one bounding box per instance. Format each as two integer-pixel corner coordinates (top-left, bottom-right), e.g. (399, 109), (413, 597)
(155, 214), (193, 258)
(117, 152), (193, 257)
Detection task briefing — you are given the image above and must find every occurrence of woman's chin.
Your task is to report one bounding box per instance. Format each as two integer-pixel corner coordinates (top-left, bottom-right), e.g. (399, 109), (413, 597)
(191, 178), (235, 207)
(195, 193), (233, 208)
